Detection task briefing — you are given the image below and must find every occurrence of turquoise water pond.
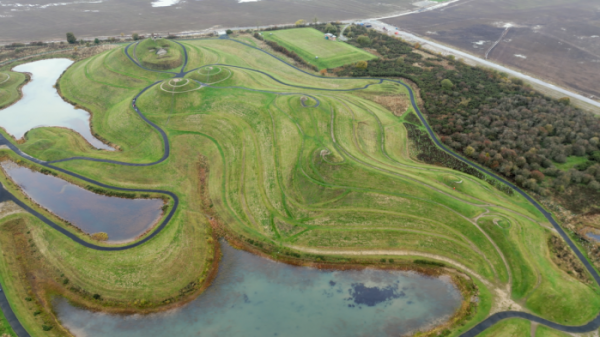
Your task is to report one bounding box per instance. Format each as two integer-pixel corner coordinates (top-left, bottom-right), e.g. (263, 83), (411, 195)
(55, 242), (462, 337)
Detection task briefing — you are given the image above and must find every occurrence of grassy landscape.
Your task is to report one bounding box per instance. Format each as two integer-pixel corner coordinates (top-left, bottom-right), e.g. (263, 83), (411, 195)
(0, 32), (597, 336)
(262, 28), (376, 69)
(0, 70), (26, 109)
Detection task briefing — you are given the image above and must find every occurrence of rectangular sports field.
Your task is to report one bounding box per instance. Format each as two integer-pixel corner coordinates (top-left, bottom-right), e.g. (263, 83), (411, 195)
(262, 28), (376, 70)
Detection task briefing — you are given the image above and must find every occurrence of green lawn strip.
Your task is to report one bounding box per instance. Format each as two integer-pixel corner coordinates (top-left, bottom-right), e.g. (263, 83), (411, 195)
(0, 292), (16, 337)
(232, 36), (258, 48)
(0, 70), (26, 109)
(294, 229), (495, 279)
(476, 318), (530, 337)
(0, 216), (50, 336)
(535, 324), (572, 337)
(554, 156), (588, 171)
(262, 28), (376, 69)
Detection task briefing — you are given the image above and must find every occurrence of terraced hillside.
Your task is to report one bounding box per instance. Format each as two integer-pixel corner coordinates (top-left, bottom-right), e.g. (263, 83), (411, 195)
(0, 34), (597, 337)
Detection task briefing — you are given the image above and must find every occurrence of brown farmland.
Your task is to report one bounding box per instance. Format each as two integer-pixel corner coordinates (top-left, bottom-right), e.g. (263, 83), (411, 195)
(384, 0), (600, 101)
(0, 0), (413, 43)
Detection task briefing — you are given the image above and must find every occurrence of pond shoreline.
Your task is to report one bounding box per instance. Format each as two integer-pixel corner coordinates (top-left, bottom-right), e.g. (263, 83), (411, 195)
(54, 66), (118, 151)
(0, 158), (168, 244)
(1, 58), (114, 151)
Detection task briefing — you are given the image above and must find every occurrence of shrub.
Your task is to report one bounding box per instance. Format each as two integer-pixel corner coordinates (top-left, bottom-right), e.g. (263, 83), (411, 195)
(132, 33), (139, 41)
(66, 32), (77, 44)
(531, 170), (545, 182)
(226, 29), (233, 35)
(414, 259), (445, 267)
(441, 79), (454, 90)
(357, 35), (371, 46)
(464, 146), (475, 157)
(91, 232), (109, 241)
(42, 325), (53, 331)
(558, 97), (571, 105)
(355, 60), (368, 69)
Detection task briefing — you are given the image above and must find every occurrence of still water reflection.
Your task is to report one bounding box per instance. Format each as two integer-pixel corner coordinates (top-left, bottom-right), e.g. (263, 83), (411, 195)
(1, 162), (163, 242)
(0, 58), (112, 150)
(55, 242), (462, 337)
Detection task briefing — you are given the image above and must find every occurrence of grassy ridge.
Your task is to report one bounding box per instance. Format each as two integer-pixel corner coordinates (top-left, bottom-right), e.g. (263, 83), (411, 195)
(262, 28), (376, 69)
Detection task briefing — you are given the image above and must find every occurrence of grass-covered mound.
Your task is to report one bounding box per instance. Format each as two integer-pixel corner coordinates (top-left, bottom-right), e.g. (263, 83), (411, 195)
(262, 28), (376, 69)
(136, 38), (183, 71)
(186, 66), (233, 85)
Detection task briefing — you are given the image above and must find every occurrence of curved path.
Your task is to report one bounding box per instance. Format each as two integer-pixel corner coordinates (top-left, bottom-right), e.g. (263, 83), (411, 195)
(0, 36), (599, 336)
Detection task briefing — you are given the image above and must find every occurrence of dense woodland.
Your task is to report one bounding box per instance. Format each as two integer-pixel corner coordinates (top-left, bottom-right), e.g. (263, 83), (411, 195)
(312, 24), (600, 212)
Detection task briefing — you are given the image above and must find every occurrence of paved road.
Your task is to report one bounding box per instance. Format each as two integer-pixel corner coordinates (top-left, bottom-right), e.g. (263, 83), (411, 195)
(1, 36), (600, 336)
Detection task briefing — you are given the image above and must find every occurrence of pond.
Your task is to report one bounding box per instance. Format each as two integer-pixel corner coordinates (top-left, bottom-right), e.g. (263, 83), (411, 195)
(0, 58), (113, 150)
(586, 232), (600, 243)
(54, 242), (462, 337)
(1, 162), (163, 242)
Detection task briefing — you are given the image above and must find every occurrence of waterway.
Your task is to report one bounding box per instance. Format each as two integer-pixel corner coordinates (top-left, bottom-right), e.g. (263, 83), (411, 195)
(54, 242), (462, 337)
(1, 162), (163, 242)
(0, 58), (113, 150)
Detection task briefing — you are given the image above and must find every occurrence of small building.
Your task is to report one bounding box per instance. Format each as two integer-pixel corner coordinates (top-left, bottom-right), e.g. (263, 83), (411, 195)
(214, 30), (227, 36)
(324, 33), (337, 41)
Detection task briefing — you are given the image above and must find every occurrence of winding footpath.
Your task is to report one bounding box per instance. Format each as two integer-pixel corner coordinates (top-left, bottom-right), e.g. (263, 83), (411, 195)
(0, 36), (599, 336)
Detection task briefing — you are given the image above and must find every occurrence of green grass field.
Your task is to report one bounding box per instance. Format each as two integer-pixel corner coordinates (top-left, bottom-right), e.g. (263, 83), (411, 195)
(554, 156), (588, 171)
(262, 28), (376, 69)
(0, 33), (598, 336)
(0, 71), (26, 109)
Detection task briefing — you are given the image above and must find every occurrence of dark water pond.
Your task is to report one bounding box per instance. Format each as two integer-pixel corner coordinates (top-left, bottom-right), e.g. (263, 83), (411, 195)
(54, 242), (462, 337)
(0, 58), (113, 150)
(1, 162), (163, 242)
